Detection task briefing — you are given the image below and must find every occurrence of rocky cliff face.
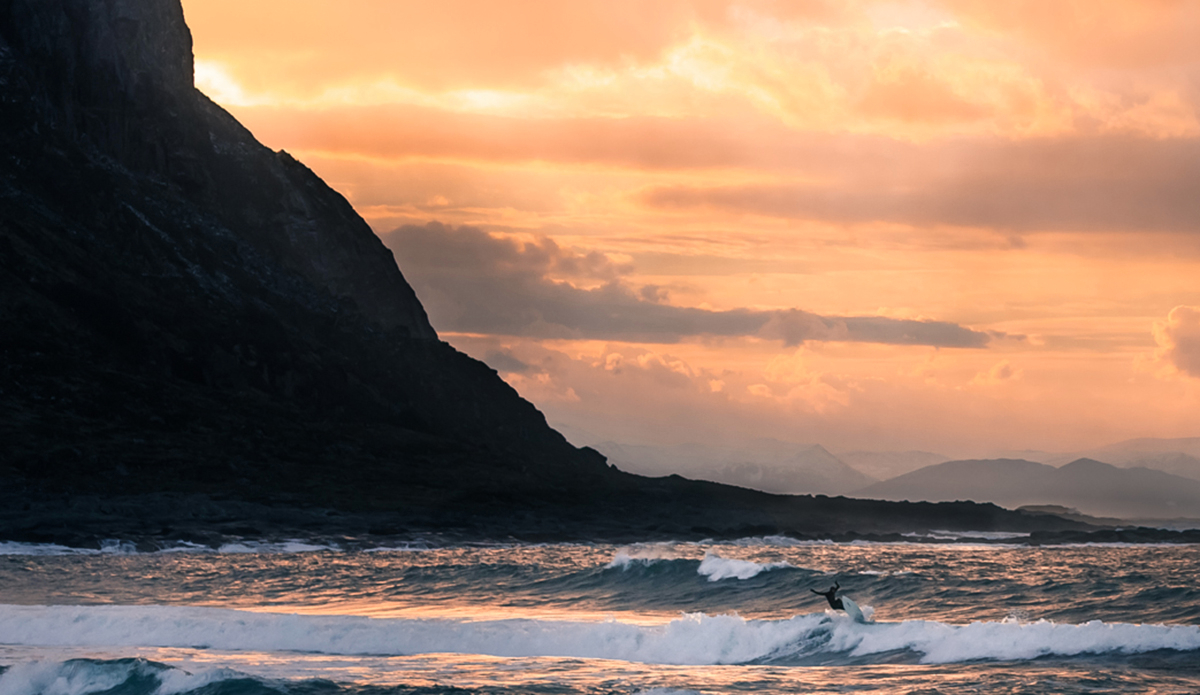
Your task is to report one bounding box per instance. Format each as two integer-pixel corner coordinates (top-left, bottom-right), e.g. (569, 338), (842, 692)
(0, 0), (612, 528)
(2, 0), (434, 338)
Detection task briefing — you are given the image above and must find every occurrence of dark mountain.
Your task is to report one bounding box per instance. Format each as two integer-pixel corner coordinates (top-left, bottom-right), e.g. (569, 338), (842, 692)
(0, 0), (1095, 546)
(0, 0), (610, 532)
(856, 458), (1200, 520)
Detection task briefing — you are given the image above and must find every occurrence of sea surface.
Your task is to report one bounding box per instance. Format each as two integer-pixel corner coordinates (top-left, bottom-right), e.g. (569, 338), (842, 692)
(1, 535), (1199, 694)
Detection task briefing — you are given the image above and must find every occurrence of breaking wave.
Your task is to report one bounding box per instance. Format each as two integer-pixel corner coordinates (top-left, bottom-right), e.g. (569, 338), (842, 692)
(0, 658), (244, 695)
(1, 604), (1197, 667)
(696, 553), (792, 581)
(607, 548), (795, 582)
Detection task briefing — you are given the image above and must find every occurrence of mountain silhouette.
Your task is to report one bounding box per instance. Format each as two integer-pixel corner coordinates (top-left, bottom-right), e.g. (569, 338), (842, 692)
(0, 0), (610, 539)
(1061, 438), (1200, 481)
(856, 458), (1200, 520)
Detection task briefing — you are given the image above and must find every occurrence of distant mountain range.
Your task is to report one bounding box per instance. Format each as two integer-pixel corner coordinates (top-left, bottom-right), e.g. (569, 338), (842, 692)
(1060, 438), (1200, 481)
(594, 441), (875, 496)
(987, 438), (1200, 482)
(583, 433), (1200, 523)
(856, 458), (1200, 520)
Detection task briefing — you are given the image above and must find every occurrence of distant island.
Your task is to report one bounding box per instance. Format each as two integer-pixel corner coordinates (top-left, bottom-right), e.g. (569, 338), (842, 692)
(2, 0), (1194, 549)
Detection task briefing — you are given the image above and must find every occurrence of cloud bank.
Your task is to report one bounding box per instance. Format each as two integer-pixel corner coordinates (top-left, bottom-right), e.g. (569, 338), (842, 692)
(385, 222), (990, 348)
(639, 136), (1200, 233)
(1154, 306), (1200, 378)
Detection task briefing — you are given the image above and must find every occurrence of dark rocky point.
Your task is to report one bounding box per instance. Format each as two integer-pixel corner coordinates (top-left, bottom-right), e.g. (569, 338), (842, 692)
(0, 0), (1103, 549)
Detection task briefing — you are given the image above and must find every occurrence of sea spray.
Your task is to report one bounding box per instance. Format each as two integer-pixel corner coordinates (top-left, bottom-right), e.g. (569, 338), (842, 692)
(696, 553), (791, 581)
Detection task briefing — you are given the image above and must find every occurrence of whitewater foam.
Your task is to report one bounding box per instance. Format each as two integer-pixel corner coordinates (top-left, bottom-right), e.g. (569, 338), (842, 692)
(213, 540), (336, 554)
(836, 617), (1200, 663)
(0, 541), (138, 557)
(607, 548), (794, 582)
(910, 531), (1031, 541)
(0, 605), (818, 666)
(725, 536), (835, 547)
(696, 553), (791, 581)
(2, 604), (1196, 666)
(0, 542), (84, 557)
(152, 664), (242, 695)
(0, 659), (135, 695)
(0, 539), (348, 557)
(0, 658), (239, 695)
(606, 544), (686, 570)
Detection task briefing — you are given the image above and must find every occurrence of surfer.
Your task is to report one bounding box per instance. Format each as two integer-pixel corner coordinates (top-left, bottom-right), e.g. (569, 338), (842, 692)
(810, 580), (844, 610)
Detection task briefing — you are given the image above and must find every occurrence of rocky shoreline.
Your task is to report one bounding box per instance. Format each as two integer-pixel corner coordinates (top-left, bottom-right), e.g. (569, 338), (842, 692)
(4, 486), (1196, 552)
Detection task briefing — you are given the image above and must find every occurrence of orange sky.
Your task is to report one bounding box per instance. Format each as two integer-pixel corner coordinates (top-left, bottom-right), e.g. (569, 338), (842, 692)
(181, 0), (1200, 457)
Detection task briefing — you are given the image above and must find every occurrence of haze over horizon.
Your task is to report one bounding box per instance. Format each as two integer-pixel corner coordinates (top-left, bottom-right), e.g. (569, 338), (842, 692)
(182, 0), (1200, 459)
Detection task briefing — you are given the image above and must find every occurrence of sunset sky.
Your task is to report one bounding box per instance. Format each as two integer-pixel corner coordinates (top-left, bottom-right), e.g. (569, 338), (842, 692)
(181, 0), (1200, 457)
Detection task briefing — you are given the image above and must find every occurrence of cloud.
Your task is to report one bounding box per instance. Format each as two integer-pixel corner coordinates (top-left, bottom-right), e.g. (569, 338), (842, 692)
(185, 0), (726, 93)
(944, 0), (1200, 69)
(639, 136), (1200, 232)
(482, 349), (539, 375)
(447, 335), (1147, 455)
(759, 310), (990, 348)
(970, 359), (1023, 385)
(205, 1), (1200, 139)
(858, 65), (988, 124)
(1152, 305), (1200, 378)
(756, 348), (853, 413)
(385, 221), (991, 348)
(224, 103), (840, 171)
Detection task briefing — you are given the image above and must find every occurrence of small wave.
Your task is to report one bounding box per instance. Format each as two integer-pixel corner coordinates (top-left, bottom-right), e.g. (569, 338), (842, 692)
(0, 540), (140, 557)
(0, 605), (817, 666)
(214, 540), (337, 554)
(724, 536), (835, 547)
(839, 617), (1200, 663)
(696, 553), (790, 581)
(909, 531), (1031, 541)
(606, 548), (793, 582)
(0, 542), (90, 556)
(606, 544), (687, 570)
(0, 658), (241, 695)
(857, 570), (915, 578)
(1037, 542), (1200, 549)
(0, 539), (343, 557)
(362, 541), (440, 552)
(3, 604), (1196, 666)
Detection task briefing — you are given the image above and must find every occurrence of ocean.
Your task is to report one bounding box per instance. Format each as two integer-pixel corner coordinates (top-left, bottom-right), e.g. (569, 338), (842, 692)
(1, 536), (1198, 694)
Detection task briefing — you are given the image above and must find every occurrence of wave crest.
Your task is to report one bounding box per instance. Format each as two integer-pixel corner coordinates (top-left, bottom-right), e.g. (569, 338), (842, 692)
(696, 553), (791, 581)
(0, 658), (241, 695)
(2, 605), (1197, 666)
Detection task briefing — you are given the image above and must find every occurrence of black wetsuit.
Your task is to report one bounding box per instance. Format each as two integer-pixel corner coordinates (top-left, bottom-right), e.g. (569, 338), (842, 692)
(811, 582), (844, 610)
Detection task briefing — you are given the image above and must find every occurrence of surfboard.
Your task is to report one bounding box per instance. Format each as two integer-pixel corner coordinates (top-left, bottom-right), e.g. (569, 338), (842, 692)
(841, 596), (870, 624)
